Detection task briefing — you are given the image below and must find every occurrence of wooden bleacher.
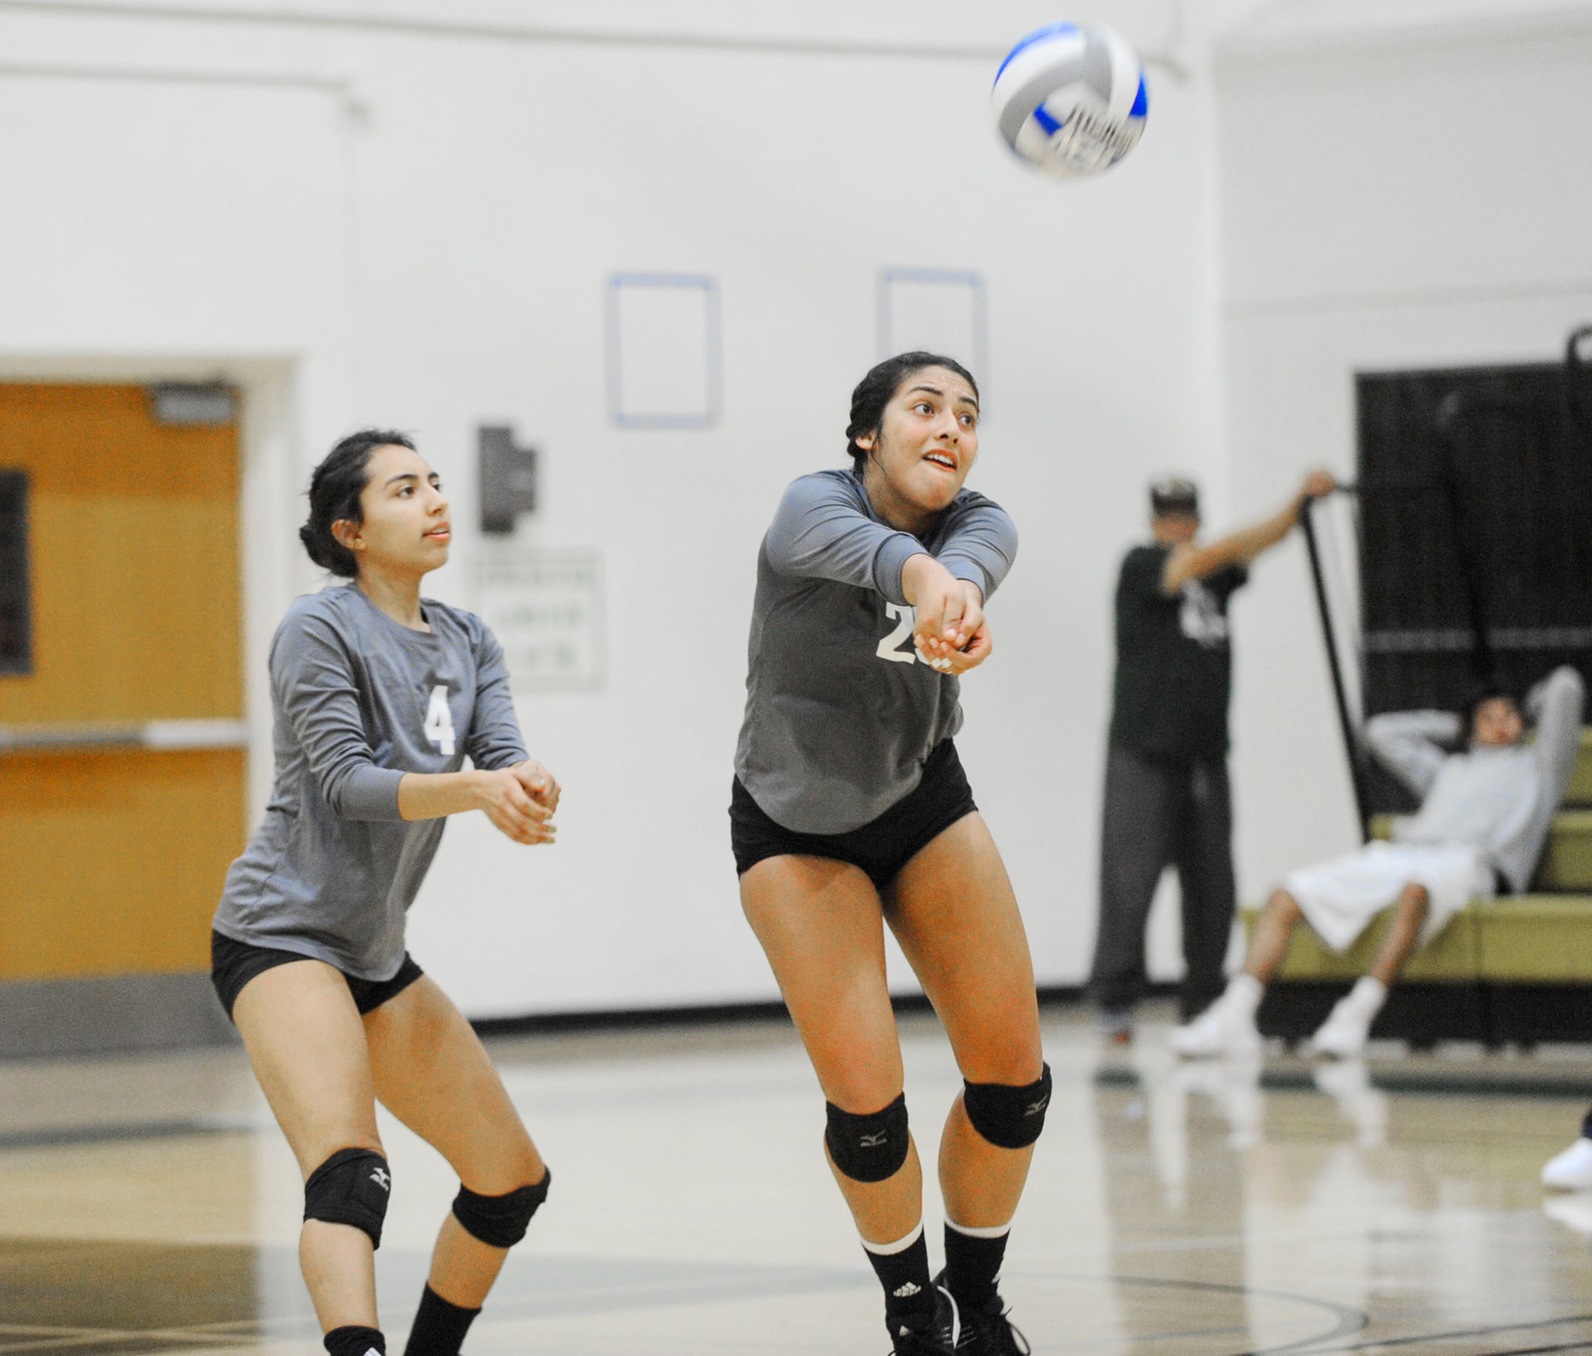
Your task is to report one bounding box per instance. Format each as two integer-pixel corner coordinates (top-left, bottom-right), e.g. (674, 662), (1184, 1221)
(1245, 728), (1592, 1047)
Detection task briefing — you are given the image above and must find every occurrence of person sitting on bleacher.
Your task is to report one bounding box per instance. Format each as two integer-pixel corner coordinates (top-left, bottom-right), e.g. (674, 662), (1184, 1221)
(1173, 665), (1585, 1059)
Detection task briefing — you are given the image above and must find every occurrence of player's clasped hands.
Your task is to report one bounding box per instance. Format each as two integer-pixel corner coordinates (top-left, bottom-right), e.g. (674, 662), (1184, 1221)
(478, 759), (560, 845)
(906, 557), (993, 676)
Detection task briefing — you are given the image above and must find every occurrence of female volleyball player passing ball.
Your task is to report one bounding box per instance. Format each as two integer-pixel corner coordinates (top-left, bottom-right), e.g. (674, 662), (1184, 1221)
(210, 431), (557, 1356)
(732, 353), (1048, 1356)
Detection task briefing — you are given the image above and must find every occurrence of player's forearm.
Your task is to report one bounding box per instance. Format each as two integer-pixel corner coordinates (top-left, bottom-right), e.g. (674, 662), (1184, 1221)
(397, 769), (489, 822)
(901, 552), (955, 605)
(931, 499), (1018, 599)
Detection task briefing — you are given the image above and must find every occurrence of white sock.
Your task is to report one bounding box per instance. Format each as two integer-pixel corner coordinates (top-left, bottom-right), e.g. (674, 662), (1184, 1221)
(1225, 973), (1265, 1020)
(1341, 976), (1388, 1016)
(946, 1218), (1012, 1241)
(860, 1221), (924, 1256)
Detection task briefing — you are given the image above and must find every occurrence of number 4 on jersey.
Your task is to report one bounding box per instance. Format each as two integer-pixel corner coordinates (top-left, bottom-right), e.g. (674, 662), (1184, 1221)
(423, 684), (456, 756)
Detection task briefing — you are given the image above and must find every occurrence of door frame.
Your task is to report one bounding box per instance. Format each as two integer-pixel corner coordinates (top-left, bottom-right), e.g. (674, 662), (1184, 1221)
(0, 354), (302, 1053)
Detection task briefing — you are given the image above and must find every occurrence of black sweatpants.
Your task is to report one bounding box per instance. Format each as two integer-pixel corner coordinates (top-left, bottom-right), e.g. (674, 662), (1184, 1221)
(1089, 745), (1237, 1023)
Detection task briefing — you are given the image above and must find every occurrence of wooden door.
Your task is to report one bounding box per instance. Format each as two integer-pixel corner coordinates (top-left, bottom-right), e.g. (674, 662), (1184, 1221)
(0, 384), (246, 981)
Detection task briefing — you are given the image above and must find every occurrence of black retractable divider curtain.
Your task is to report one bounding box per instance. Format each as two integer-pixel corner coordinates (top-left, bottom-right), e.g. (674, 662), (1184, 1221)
(1305, 339), (1592, 828)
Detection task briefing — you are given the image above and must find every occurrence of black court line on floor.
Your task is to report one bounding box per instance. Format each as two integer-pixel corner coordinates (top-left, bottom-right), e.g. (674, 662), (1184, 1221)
(1092, 1274), (1368, 1354)
(0, 1242), (1403, 1355)
(1092, 1063), (1592, 1101)
(0, 1240), (874, 1352)
(3, 1244), (1584, 1354)
(0, 1116), (257, 1152)
(1258, 1067), (1592, 1101)
(13, 1054), (1591, 1152)
(1247, 1311), (1592, 1356)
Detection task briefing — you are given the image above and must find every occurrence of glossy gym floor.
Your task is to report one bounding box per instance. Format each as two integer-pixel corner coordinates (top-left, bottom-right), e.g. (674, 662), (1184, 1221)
(1, 1003), (1589, 1355)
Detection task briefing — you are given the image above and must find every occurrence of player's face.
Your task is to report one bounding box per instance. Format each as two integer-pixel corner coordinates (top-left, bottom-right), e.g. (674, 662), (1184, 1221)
(339, 443), (451, 577)
(856, 366), (980, 529)
(1471, 695), (1524, 748)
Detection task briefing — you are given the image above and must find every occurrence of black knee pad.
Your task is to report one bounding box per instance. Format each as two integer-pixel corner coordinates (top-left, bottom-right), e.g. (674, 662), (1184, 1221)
(825, 1093), (910, 1183)
(452, 1169), (550, 1248)
(304, 1147), (392, 1248)
(963, 1064), (1052, 1150)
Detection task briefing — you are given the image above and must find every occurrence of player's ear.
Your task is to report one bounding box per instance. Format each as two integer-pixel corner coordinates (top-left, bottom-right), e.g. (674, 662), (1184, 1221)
(331, 519), (363, 552)
(854, 431), (877, 452)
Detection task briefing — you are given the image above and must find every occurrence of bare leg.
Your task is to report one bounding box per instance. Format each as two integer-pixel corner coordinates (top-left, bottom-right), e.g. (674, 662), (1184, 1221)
(741, 855), (921, 1244)
(1368, 883), (1429, 986)
(366, 975), (545, 1309)
(232, 961), (383, 1334)
(886, 813), (1045, 1233)
(1243, 889), (1304, 986)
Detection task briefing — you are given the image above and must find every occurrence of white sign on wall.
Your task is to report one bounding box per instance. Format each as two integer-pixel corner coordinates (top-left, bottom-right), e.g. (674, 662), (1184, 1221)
(477, 549), (604, 692)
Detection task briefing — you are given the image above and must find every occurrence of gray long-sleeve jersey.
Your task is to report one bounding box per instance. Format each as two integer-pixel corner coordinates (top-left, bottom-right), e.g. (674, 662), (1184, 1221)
(735, 469), (1018, 835)
(212, 584), (529, 980)
(1366, 665), (1585, 893)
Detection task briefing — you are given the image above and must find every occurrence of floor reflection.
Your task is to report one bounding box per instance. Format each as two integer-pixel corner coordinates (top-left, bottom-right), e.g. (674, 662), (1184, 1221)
(1085, 1036), (1592, 1355)
(0, 1009), (1590, 1354)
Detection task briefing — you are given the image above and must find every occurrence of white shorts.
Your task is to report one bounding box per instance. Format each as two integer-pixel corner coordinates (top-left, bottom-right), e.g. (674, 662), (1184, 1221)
(1282, 840), (1495, 954)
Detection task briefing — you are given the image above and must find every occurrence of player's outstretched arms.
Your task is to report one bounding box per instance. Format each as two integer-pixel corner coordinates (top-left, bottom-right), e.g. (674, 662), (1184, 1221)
(903, 555), (984, 670)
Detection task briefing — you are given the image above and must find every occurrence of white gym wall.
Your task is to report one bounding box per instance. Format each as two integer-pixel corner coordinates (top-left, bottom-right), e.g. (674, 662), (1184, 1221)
(1, 0), (1582, 1017)
(1216, 2), (1592, 902)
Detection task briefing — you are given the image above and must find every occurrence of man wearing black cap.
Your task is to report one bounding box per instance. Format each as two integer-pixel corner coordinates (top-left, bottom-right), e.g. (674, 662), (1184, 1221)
(1091, 469), (1336, 1044)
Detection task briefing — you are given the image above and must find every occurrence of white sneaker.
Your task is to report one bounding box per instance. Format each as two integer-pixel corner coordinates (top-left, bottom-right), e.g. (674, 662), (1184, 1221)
(1170, 1003), (1261, 1058)
(1308, 999), (1375, 1058)
(1542, 1137), (1592, 1190)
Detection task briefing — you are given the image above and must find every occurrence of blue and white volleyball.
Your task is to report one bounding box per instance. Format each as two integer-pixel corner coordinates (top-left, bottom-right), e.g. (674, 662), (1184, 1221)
(991, 22), (1148, 178)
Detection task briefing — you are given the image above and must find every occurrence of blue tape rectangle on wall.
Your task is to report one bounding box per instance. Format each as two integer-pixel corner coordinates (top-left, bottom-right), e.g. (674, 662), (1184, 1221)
(605, 273), (722, 430)
(877, 268), (988, 385)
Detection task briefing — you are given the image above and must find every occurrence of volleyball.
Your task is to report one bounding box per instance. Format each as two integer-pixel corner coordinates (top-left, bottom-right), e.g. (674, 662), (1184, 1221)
(990, 22), (1148, 178)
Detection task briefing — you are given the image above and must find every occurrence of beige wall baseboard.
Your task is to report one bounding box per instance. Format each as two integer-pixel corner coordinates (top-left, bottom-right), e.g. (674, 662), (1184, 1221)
(0, 974), (238, 1058)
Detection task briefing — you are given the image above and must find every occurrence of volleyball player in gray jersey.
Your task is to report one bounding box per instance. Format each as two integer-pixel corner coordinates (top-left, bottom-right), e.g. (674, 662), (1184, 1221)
(733, 354), (1048, 1356)
(210, 431), (559, 1356)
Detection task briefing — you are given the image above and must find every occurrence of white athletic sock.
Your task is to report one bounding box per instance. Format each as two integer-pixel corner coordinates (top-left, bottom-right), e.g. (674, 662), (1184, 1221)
(1341, 976), (1388, 1016)
(945, 1218), (1012, 1240)
(1225, 973), (1265, 1020)
(860, 1220), (924, 1256)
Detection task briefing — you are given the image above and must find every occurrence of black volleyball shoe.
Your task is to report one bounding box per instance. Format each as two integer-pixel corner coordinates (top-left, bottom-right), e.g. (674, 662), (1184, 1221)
(888, 1281), (960, 1355)
(933, 1271), (1031, 1355)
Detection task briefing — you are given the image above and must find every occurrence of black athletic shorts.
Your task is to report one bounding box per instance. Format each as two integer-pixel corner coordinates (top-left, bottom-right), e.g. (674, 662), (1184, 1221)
(210, 930), (424, 1021)
(729, 739), (978, 890)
